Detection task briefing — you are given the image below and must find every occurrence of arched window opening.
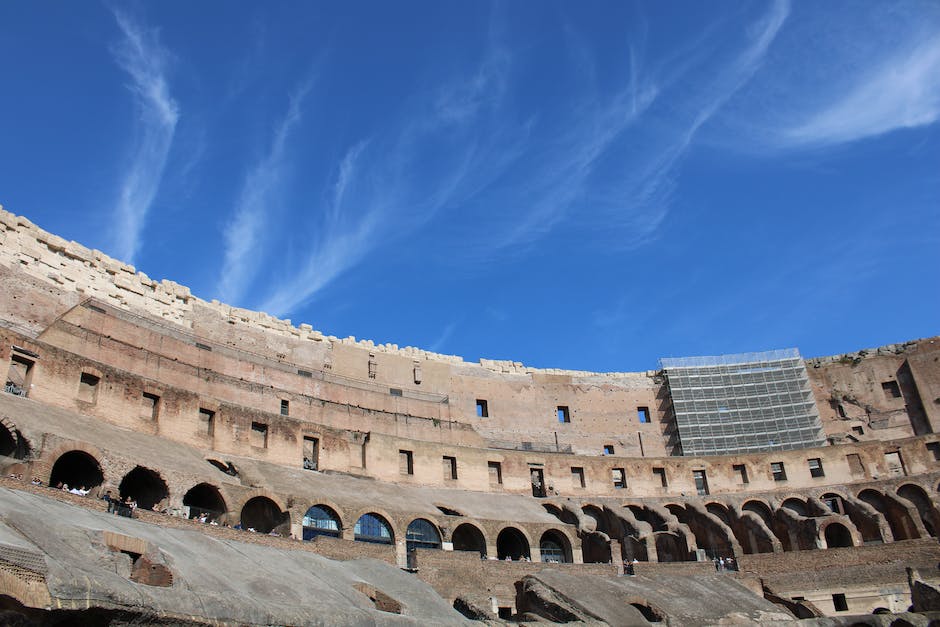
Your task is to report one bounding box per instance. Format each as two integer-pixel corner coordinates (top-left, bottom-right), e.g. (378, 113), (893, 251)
(781, 498), (809, 517)
(406, 518), (441, 552)
(824, 523), (853, 548)
(898, 484), (939, 537)
(858, 489), (919, 541)
(452, 523), (486, 556)
(183, 483), (226, 521)
(539, 530), (571, 563)
(582, 533), (611, 563)
(655, 533), (690, 562)
(240, 496), (288, 534)
(355, 513), (393, 545)
(49, 451), (104, 492)
(302, 505), (341, 540)
(496, 527), (530, 561)
(119, 466), (169, 511)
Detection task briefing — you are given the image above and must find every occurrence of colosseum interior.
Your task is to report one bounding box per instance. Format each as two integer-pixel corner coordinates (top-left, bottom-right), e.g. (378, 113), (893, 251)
(0, 204), (938, 625)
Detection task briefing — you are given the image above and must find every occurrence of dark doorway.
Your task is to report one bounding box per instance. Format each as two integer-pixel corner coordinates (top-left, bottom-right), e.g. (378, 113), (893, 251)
(240, 496), (288, 534)
(824, 523), (853, 548)
(452, 523), (487, 556)
(530, 468), (546, 497)
(119, 466), (169, 510)
(496, 527), (530, 560)
(49, 451), (104, 491)
(183, 483), (226, 521)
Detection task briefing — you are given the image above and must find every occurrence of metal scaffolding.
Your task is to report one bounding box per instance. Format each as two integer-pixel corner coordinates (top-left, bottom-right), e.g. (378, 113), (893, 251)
(660, 348), (824, 456)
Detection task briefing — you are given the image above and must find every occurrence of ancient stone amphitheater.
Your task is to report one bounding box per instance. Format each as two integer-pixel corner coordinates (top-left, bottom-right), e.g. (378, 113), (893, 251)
(0, 205), (938, 626)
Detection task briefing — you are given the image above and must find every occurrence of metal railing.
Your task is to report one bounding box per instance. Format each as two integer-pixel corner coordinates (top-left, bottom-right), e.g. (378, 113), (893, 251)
(3, 382), (26, 397)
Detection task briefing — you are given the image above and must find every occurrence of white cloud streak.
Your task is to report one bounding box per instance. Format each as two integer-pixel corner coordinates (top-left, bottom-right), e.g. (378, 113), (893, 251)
(784, 36), (940, 146)
(109, 9), (179, 265)
(216, 82), (311, 305)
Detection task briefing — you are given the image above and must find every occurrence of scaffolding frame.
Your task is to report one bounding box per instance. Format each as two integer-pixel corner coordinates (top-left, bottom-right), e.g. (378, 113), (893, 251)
(661, 348), (824, 456)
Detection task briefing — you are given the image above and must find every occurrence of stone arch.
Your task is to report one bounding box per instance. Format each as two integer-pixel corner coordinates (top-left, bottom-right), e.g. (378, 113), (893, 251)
(744, 499), (792, 550)
(0, 418), (30, 459)
(781, 497), (809, 517)
(542, 503), (578, 526)
(451, 522), (487, 556)
(822, 522), (854, 548)
(119, 466), (169, 511)
(406, 518), (442, 552)
(654, 532), (689, 562)
(626, 598), (666, 623)
(706, 502), (732, 524)
(830, 492), (884, 543)
(182, 483), (226, 520)
(666, 503), (735, 559)
(733, 502), (779, 554)
(48, 450), (104, 492)
(582, 504), (611, 534)
(302, 504), (342, 540)
(354, 512), (394, 545)
(540, 529), (572, 564)
(496, 526), (531, 560)
(240, 496), (290, 534)
(896, 483), (940, 537)
(858, 489), (920, 541)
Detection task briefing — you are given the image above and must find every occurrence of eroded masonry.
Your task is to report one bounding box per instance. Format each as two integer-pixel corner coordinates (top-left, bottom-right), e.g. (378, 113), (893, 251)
(0, 205), (939, 625)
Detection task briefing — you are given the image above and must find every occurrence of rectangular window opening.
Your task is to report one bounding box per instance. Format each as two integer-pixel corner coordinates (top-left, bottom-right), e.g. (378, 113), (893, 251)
(199, 408), (215, 437)
(78, 372), (100, 404)
(612, 468), (626, 489)
(389, 388), (403, 397)
(732, 463), (749, 484)
(693, 469), (709, 496)
(250, 421), (268, 448)
(808, 458), (825, 478)
(399, 450), (414, 475)
(852, 425), (864, 435)
(927, 442), (940, 462)
(637, 406), (651, 423)
(832, 593), (848, 612)
(413, 362), (422, 385)
(303, 436), (319, 471)
(488, 461), (503, 486)
(846, 453), (865, 477)
(653, 467), (668, 488)
(603, 444), (615, 456)
(884, 451), (906, 477)
(571, 466), (585, 488)
(557, 405), (570, 423)
(141, 392), (160, 420)
(881, 380), (902, 399)
(5, 354), (34, 397)
(771, 461), (787, 482)
(368, 354), (377, 379)
(443, 455), (458, 480)
(280, 399), (290, 416)
(476, 399), (489, 418)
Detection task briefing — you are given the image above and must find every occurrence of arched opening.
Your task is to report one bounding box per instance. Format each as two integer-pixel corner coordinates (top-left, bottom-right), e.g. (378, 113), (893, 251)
(630, 602), (664, 623)
(654, 532), (689, 562)
(240, 496), (288, 534)
(183, 483), (226, 521)
(49, 450), (104, 492)
(406, 518), (442, 552)
(542, 503), (578, 526)
(119, 466), (168, 511)
(496, 527), (530, 560)
(622, 536), (648, 562)
(302, 505), (341, 540)
(824, 523), (853, 548)
(0, 421), (28, 458)
(897, 484), (939, 537)
(452, 523), (486, 556)
(354, 513), (393, 545)
(666, 503), (734, 560)
(539, 530), (572, 563)
(781, 498), (809, 517)
(582, 533), (611, 563)
(583, 505), (611, 534)
(858, 489), (919, 541)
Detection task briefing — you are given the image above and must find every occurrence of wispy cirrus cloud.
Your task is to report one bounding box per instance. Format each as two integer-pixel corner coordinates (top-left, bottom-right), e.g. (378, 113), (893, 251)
(783, 36), (940, 147)
(216, 80), (312, 305)
(109, 8), (179, 265)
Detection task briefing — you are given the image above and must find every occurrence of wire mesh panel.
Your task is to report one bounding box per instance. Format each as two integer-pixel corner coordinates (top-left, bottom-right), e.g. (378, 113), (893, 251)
(660, 349), (824, 456)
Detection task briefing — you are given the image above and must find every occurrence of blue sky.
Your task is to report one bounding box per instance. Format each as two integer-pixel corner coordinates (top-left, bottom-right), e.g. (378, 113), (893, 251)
(1, 1), (938, 372)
